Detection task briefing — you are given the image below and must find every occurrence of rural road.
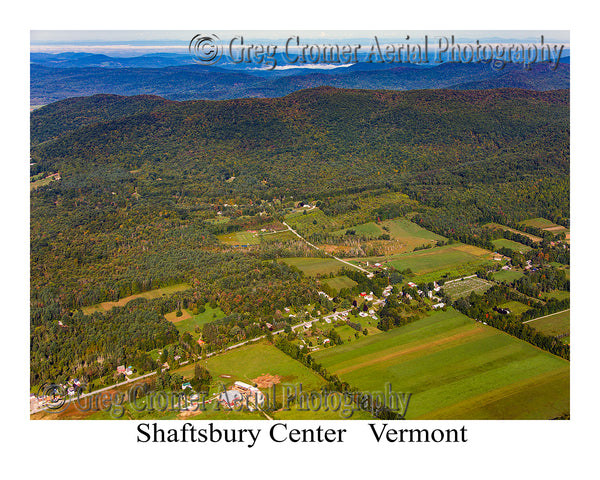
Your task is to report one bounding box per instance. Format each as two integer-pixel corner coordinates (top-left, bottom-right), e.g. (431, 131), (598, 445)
(282, 221), (371, 275)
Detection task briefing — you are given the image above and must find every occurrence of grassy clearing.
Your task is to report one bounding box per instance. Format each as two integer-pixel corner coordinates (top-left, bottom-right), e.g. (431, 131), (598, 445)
(498, 300), (532, 316)
(525, 310), (570, 337)
(519, 217), (558, 229)
(443, 277), (493, 299)
(312, 308), (569, 419)
(332, 222), (383, 238)
(281, 257), (345, 276)
(484, 223), (542, 243)
(492, 269), (525, 283)
(323, 275), (358, 293)
(357, 243), (492, 276)
(492, 238), (532, 252)
(384, 217), (446, 243)
(542, 290), (570, 302)
(217, 231), (261, 246)
(260, 230), (296, 243)
(81, 283), (192, 315)
(170, 305), (227, 339)
(30, 173), (60, 190)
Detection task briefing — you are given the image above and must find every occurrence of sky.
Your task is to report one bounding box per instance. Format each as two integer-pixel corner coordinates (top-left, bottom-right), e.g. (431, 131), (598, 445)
(30, 30), (570, 56)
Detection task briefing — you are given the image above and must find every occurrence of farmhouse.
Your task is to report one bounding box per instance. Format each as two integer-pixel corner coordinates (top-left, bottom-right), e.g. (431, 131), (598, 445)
(432, 303), (445, 310)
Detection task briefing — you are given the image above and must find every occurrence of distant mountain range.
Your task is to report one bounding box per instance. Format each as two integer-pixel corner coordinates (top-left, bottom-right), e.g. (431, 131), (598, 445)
(30, 52), (570, 106)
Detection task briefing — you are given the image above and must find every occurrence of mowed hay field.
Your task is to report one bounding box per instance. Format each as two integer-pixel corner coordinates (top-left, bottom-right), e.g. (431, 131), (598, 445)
(519, 217), (567, 235)
(361, 244), (492, 276)
(311, 308), (569, 419)
(217, 231), (260, 246)
(524, 309), (570, 337)
(492, 238), (532, 252)
(323, 275), (358, 293)
(81, 283), (192, 315)
(281, 257), (345, 276)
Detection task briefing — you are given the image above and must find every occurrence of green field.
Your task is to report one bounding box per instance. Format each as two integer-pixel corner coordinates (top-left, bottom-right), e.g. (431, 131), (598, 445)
(542, 290), (570, 302)
(492, 238), (532, 253)
(173, 343), (371, 419)
(524, 309), (570, 337)
(492, 269), (525, 283)
(443, 277), (493, 299)
(334, 221), (383, 238)
(357, 244), (492, 276)
(498, 300), (532, 316)
(312, 308), (569, 419)
(383, 217), (446, 243)
(323, 275), (358, 293)
(168, 305), (227, 339)
(217, 231), (261, 246)
(281, 257), (345, 276)
(260, 230), (296, 243)
(81, 283), (192, 315)
(284, 208), (336, 237)
(519, 217), (559, 229)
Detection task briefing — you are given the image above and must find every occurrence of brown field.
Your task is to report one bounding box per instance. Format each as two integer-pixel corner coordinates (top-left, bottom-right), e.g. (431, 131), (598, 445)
(81, 283), (192, 315)
(165, 310), (192, 323)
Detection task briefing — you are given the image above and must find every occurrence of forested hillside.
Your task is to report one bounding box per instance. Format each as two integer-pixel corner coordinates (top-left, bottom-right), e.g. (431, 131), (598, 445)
(30, 86), (569, 386)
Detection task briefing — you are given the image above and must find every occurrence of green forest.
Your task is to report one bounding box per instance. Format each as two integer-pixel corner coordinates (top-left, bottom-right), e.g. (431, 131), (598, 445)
(30, 87), (569, 388)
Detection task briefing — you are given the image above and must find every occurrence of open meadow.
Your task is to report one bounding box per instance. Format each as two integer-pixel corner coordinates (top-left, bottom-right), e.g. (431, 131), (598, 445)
(80, 283), (192, 315)
(492, 238), (532, 252)
(355, 243), (493, 278)
(524, 309), (570, 337)
(312, 308), (569, 419)
(280, 257), (345, 276)
(322, 275), (358, 293)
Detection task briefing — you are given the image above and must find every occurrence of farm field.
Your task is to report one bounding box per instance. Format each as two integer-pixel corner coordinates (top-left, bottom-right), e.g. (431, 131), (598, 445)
(484, 223), (542, 243)
(383, 217), (446, 244)
(492, 238), (532, 252)
(443, 277), (493, 299)
(524, 309), (570, 337)
(519, 217), (558, 229)
(260, 230), (296, 243)
(311, 308), (569, 419)
(217, 231), (261, 246)
(281, 257), (345, 276)
(519, 217), (567, 235)
(356, 243), (493, 277)
(80, 283), (192, 315)
(323, 275), (358, 293)
(492, 269), (525, 283)
(542, 290), (570, 301)
(333, 221), (383, 238)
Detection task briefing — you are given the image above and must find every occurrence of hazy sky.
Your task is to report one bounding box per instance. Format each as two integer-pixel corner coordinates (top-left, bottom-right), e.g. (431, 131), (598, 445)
(31, 30), (570, 49)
